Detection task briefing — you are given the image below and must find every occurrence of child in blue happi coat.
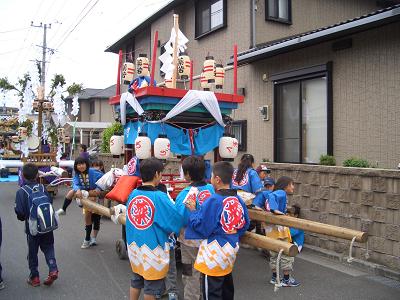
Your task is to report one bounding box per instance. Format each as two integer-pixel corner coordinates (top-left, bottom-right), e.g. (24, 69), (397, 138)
(252, 177), (275, 210)
(175, 156), (215, 300)
(231, 154), (263, 194)
(126, 158), (183, 300)
(70, 157), (104, 249)
(185, 161), (249, 300)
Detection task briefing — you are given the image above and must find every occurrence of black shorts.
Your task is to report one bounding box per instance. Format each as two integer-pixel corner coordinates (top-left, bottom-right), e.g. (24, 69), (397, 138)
(130, 272), (165, 296)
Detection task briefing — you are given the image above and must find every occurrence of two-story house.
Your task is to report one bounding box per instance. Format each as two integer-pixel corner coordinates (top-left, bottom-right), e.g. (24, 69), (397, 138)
(65, 85), (116, 147)
(105, 0), (400, 168)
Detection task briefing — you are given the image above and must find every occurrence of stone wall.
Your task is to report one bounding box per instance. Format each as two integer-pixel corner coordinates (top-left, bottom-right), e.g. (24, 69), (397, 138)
(265, 163), (400, 272)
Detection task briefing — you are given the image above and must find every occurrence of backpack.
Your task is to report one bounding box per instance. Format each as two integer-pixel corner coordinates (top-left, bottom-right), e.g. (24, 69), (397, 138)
(22, 184), (59, 236)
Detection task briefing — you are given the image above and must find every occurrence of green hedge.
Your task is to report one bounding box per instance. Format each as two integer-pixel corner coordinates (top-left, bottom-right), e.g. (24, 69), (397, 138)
(343, 157), (370, 168)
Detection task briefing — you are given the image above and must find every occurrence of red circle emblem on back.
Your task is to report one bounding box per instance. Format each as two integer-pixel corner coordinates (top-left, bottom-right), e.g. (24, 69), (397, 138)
(127, 195), (155, 230)
(198, 190), (212, 205)
(220, 196), (245, 233)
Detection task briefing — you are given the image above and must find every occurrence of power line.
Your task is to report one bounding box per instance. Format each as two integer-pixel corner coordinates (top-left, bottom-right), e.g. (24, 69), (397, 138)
(0, 27), (29, 34)
(54, 0), (99, 49)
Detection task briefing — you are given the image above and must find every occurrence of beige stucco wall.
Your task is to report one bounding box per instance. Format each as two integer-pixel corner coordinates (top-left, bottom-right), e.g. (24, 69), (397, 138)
(255, 0), (378, 45)
(235, 22), (400, 169)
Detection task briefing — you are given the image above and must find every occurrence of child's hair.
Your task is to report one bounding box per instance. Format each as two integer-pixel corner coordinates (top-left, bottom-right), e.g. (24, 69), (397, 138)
(213, 161), (234, 184)
(140, 158), (164, 182)
(74, 157), (90, 174)
(22, 163), (38, 181)
(273, 176), (294, 191)
(291, 203), (301, 217)
(235, 153), (255, 183)
(91, 159), (105, 172)
(182, 156), (205, 182)
(80, 144), (87, 152)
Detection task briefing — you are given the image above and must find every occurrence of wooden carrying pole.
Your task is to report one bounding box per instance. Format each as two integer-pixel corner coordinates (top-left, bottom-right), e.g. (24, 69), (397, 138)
(171, 14), (179, 88)
(80, 198), (112, 218)
(106, 205), (297, 256)
(248, 209), (368, 243)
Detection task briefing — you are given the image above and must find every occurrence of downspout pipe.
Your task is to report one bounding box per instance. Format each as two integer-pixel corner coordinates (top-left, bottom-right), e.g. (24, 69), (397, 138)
(250, 0), (257, 48)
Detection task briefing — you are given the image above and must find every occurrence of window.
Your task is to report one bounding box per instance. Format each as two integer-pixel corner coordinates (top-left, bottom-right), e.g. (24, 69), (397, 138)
(89, 100), (95, 115)
(266, 0), (292, 24)
(195, 0), (227, 39)
(231, 120), (247, 152)
(272, 63), (332, 163)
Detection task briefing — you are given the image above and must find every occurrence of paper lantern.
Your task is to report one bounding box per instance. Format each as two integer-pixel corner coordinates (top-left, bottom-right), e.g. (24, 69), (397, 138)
(154, 134), (171, 160)
(136, 54), (150, 77)
(215, 64), (225, 89)
(57, 128), (65, 142)
(178, 55), (191, 80)
(18, 127), (28, 141)
(203, 56), (215, 84)
(33, 101), (39, 111)
(110, 135), (124, 156)
(63, 136), (71, 144)
(43, 101), (54, 111)
(134, 132), (151, 159)
(219, 134), (239, 160)
(200, 72), (210, 91)
(165, 79), (173, 88)
(122, 62), (135, 84)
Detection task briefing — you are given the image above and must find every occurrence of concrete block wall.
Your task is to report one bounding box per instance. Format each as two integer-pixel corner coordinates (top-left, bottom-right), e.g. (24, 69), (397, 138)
(266, 163), (400, 272)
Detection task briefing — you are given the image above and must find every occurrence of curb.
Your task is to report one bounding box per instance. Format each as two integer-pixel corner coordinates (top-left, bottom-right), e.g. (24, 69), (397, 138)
(303, 245), (400, 281)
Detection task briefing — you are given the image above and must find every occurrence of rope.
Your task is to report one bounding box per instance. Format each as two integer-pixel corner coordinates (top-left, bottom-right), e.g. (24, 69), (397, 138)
(274, 249), (284, 292)
(365, 240), (370, 260)
(347, 236), (357, 263)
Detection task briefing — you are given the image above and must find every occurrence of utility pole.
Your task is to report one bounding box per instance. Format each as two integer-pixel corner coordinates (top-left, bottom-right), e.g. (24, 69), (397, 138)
(31, 22), (51, 152)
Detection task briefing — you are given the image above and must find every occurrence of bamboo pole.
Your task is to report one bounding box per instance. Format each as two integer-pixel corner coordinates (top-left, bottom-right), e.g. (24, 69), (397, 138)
(248, 209), (368, 243)
(108, 207), (297, 256)
(171, 14), (179, 89)
(80, 198), (112, 218)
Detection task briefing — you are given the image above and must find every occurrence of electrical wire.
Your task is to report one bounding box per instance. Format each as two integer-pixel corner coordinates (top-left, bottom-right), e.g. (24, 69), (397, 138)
(0, 27), (29, 34)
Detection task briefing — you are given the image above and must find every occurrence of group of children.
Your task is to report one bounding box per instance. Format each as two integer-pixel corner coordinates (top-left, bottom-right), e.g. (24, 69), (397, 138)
(6, 151), (303, 299)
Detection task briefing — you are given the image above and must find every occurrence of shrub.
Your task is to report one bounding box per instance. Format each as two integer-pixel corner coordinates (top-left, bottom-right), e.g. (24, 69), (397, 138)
(343, 157), (370, 168)
(101, 122), (124, 153)
(319, 155), (336, 166)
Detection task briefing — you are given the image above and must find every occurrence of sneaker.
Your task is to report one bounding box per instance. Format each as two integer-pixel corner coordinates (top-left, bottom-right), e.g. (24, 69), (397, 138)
(81, 240), (91, 249)
(168, 292), (178, 300)
(43, 271), (59, 286)
(281, 277), (300, 287)
(56, 209), (66, 216)
(89, 237), (97, 246)
(0, 280), (5, 290)
(269, 276), (277, 285)
(27, 276), (40, 287)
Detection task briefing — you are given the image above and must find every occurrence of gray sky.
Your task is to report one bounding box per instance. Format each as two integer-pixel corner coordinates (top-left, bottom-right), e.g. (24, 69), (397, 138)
(0, 0), (171, 107)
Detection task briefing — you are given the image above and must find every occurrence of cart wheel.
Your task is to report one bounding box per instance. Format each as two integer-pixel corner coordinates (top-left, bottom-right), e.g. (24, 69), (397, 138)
(116, 239), (128, 260)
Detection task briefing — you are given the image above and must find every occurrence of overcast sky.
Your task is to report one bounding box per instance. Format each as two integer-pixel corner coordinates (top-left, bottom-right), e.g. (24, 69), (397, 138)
(0, 0), (171, 107)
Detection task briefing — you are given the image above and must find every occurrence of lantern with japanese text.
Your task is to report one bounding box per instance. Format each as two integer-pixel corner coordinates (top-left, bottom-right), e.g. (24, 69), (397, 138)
(200, 72), (210, 91)
(219, 134), (238, 160)
(178, 54), (191, 80)
(215, 64), (225, 89)
(57, 128), (65, 143)
(122, 62), (135, 84)
(154, 134), (171, 160)
(18, 127), (28, 141)
(110, 135), (124, 156)
(12, 135), (20, 143)
(136, 54), (150, 77)
(134, 132), (151, 159)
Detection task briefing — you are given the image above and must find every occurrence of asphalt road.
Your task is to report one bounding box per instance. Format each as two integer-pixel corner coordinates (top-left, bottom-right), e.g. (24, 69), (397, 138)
(0, 183), (398, 300)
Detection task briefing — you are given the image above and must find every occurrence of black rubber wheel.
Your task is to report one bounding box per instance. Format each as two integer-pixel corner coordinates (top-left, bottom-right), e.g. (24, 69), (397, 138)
(116, 239), (128, 260)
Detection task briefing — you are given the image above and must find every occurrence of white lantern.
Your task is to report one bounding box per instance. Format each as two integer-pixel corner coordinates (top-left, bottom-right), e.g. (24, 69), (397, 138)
(134, 133), (151, 159)
(178, 55), (191, 80)
(203, 56), (215, 84)
(219, 134), (238, 160)
(154, 134), (171, 160)
(122, 62), (135, 84)
(165, 79), (173, 88)
(200, 72), (210, 91)
(110, 135), (124, 156)
(215, 64), (225, 89)
(136, 54), (150, 77)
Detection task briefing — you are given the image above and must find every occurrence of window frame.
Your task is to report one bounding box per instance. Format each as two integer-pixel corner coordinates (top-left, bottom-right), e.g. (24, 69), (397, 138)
(89, 100), (95, 115)
(265, 0), (292, 25)
(195, 0), (227, 40)
(272, 62), (333, 164)
(231, 120), (247, 152)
